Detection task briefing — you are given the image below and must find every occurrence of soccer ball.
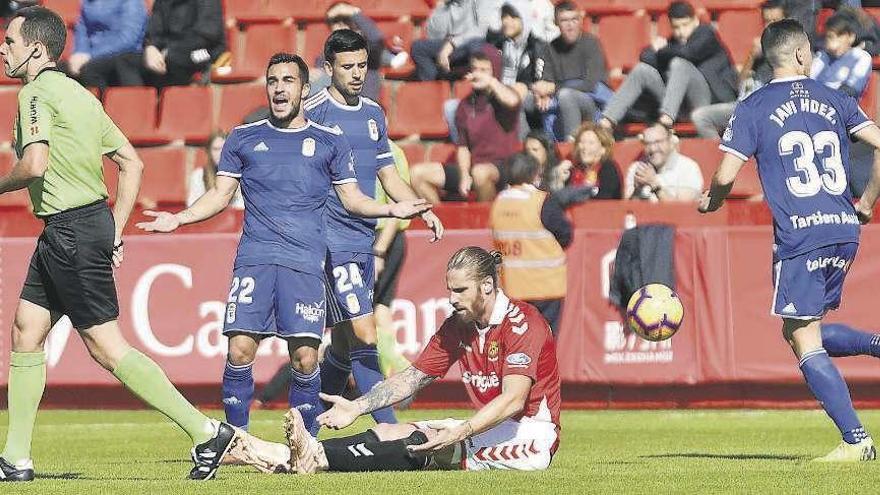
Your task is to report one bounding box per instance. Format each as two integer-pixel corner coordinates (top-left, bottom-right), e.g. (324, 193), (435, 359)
(625, 283), (683, 342)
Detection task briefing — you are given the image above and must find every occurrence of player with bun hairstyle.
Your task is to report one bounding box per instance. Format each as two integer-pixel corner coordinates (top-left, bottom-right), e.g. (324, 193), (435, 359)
(223, 246), (563, 473)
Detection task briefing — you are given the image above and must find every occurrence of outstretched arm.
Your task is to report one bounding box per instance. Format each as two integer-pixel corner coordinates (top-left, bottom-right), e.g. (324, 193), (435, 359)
(378, 165), (444, 241)
(334, 182), (431, 219)
(317, 366), (436, 430)
(698, 152), (746, 213)
(136, 175), (239, 232)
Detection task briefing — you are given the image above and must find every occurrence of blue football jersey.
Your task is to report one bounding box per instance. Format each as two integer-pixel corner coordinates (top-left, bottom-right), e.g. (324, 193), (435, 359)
(304, 88), (396, 254)
(720, 76), (872, 258)
(217, 119), (357, 274)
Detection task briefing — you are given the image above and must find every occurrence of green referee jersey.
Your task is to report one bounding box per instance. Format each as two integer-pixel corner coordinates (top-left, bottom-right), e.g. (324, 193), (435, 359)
(14, 69), (127, 216)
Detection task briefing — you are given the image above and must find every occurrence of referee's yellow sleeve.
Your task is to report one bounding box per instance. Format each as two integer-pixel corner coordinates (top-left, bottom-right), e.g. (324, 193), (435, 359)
(100, 110), (128, 155)
(17, 87), (51, 148)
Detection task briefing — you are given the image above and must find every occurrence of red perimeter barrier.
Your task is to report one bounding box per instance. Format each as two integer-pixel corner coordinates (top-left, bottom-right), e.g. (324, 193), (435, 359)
(1, 203), (879, 408)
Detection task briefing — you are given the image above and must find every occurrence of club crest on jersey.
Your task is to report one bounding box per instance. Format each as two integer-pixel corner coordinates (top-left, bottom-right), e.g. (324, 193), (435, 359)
(302, 137), (316, 157)
(722, 115), (735, 142)
(346, 293), (361, 314)
(367, 119), (379, 141)
(226, 303), (237, 324)
(487, 341), (499, 361)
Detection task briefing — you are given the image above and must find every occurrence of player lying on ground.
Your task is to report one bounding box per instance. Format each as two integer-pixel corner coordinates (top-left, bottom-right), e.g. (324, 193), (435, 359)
(699, 18), (880, 461)
(224, 246), (562, 473)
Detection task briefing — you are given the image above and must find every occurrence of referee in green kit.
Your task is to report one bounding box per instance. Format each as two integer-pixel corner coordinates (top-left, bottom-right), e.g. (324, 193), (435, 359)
(0, 7), (237, 482)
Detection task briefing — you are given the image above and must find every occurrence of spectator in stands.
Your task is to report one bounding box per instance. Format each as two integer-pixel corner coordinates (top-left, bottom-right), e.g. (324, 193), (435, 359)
(624, 123), (702, 202)
(309, 2), (385, 100)
(410, 48), (521, 202)
(117, 0), (225, 87)
(187, 131), (243, 209)
(692, 0), (784, 138)
(67, 0), (147, 89)
(599, 1), (737, 131)
(523, 130), (564, 190)
(411, 0), (497, 81)
(444, 1), (548, 142)
(811, 10), (873, 97)
(524, 1), (609, 141)
(567, 122), (621, 199)
(490, 153), (570, 336)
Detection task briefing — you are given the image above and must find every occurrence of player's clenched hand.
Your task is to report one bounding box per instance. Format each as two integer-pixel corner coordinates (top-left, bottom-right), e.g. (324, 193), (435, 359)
(316, 393), (360, 430)
(136, 210), (181, 233)
(390, 199), (432, 219)
(408, 422), (470, 454)
(855, 201), (874, 224)
(421, 210), (444, 242)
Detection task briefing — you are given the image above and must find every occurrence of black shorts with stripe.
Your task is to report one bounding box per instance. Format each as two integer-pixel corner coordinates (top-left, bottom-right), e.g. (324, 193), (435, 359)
(20, 201), (119, 329)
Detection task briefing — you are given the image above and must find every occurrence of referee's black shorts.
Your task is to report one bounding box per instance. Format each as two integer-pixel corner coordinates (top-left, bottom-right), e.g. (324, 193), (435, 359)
(20, 201), (119, 330)
(373, 229), (406, 308)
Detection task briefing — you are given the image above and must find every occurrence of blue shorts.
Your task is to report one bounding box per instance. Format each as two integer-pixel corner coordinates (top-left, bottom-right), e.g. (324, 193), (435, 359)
(771, 243), (858, 320)
(324, 250), (375, 326)
(222, 264), (325, 339)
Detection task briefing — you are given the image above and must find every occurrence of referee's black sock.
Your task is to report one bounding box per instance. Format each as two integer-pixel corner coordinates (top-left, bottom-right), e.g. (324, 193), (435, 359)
(322, 431), (430, 472)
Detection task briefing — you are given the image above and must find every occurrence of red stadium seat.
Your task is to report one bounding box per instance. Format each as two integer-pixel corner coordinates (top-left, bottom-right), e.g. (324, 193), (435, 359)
(0, 90), (18, 146)
(303, 22), (331, 66)
(574, 0), (632, 16)
(612, 139), (643, 169)
(426, 142), (457, 164)
(268, 0), (327, 22)
(157, 86), (213, 144)
(215, 23), (296, 83)
(387, 81), (449, 139)
(0, 150), (29, 207)
(597, 14), (651, 72)
(103, 87), (170, 145)
(223, 0), (281, 25)
(217, 83), (267, 131)
(367, 0), (431, 20)
(679, 138), (761, 199)
(716, 10), (762, 67)
(43, 0), (80, 25)
(135, 146), (188, 205)
(397, 142), (425, 165)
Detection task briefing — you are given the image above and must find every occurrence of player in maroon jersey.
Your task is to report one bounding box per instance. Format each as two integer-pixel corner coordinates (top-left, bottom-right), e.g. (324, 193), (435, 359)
(223, 246), (562, 473)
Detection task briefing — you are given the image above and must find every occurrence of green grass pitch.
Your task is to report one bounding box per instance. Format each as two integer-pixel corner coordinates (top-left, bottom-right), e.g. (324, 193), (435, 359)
(3, 408), (880, 494)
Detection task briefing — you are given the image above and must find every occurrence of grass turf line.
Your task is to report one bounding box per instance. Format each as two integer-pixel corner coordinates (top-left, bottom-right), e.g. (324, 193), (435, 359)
(2, 409), (880, 493)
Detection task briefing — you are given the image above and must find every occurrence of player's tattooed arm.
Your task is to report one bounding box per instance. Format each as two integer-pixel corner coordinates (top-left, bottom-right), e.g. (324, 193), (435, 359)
(353, 366), (436, 414)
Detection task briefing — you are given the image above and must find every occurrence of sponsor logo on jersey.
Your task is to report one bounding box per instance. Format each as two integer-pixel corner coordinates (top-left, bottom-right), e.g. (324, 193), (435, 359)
(805, 255), (849, 273)
(506, 352), (532, 368)
(367, 119), (379, 141)
(302, 137), (316, 157)
(487, 341), (499, 362)
(29, 96), (38, 125)
(722, 115), (735, 142)
(253, 141), (269, 152)
(346, 293), (361, 314)
(295, 300), (326, 323)
(462, 371), (501, 393)
(226, 302), (237, 324)
(222, 396), (241, 405)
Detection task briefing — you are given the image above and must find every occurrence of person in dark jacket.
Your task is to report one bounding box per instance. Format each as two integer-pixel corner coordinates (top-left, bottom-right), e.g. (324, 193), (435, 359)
(524, 1), (609, 140)
(116, 0), (225, 87)
(600, 1), (737, 130)
(67, 0), (147, 88)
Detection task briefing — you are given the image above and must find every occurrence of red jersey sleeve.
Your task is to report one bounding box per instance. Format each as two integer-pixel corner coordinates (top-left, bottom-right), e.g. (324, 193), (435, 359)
(413, 319), (464, 378)
(501, 305), (551, 382)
